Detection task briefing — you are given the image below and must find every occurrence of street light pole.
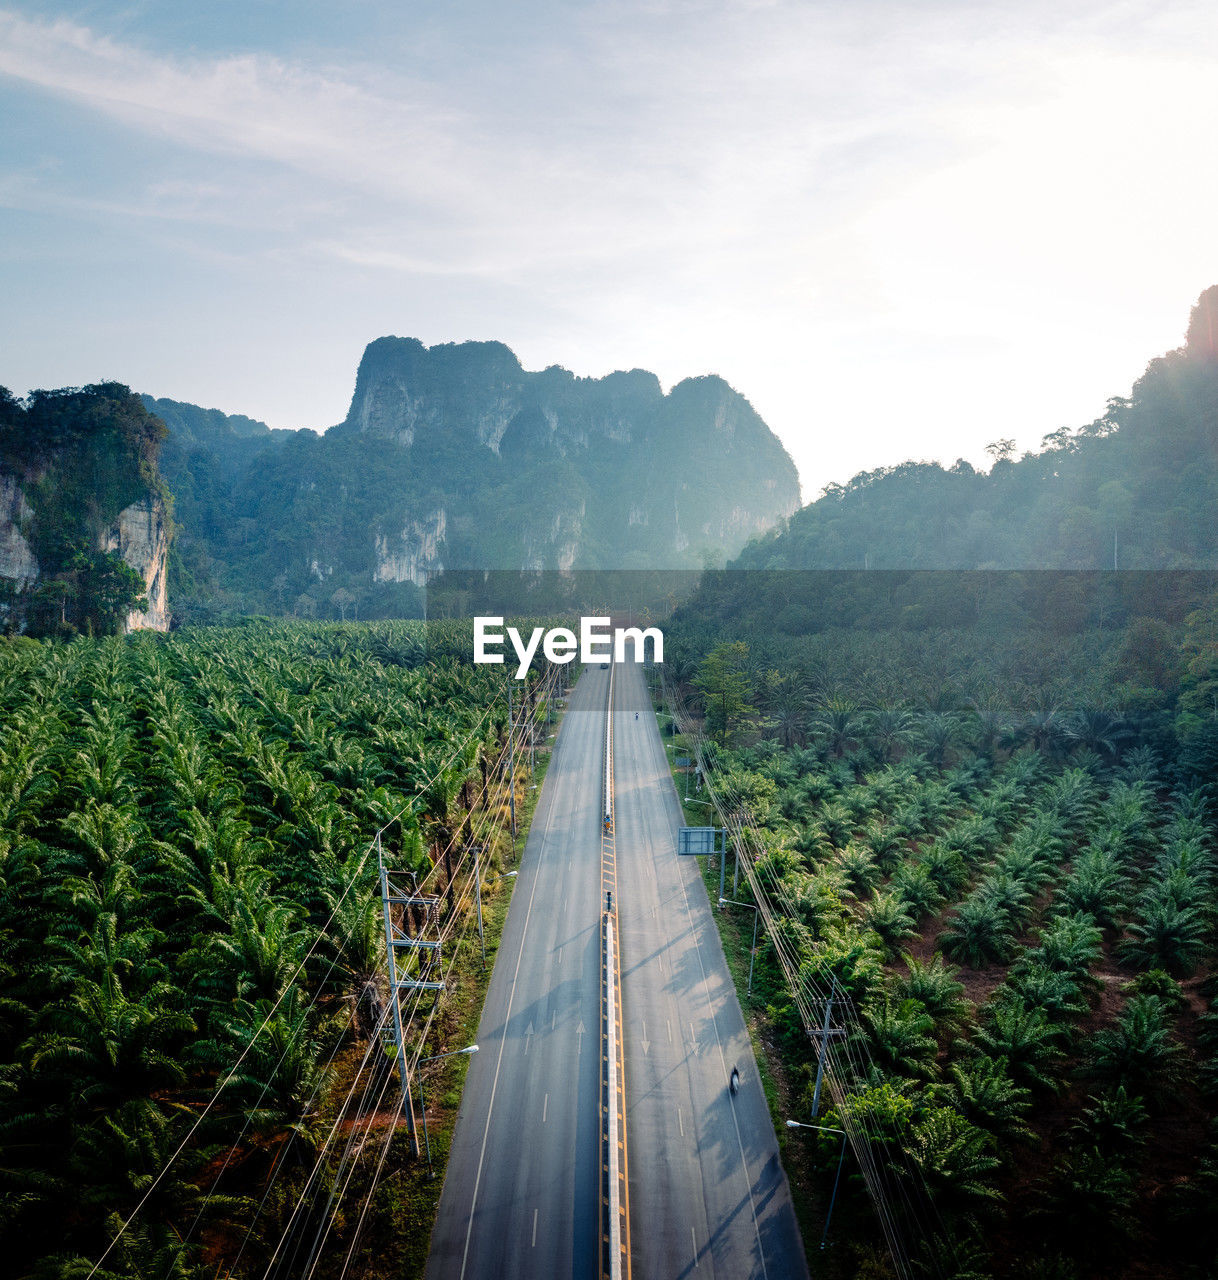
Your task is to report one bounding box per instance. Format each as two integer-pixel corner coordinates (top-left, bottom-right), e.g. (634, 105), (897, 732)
(717, 897), (760, 995)
(416, 1044), (479, 1176)
(785, 1119), (848, 1249)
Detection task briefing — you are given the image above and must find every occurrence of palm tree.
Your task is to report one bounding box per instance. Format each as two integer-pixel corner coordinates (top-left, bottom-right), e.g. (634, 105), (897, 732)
(979, 872), (1036, 933)
(1063, 705), (1128, 759)
(759, 671), (811, 748)
(866, 703), (917, 763)
(323, 869), (387, 1039)
(1053, 848), (1126, 928)
(808, 698), (864, 759)
(972, 1001), (1066, 1092)
(1147, 864), (1210, 913)
(199, 889), (308, 1004)
(1085, 994), (1187, 1107)
(1068, 1086), (1147, 1157)
(858, 996), (940, 1081)
(801, 926), (884, 1005)
(1025, 912), (1104, 986)
(902, 1107), (1002, 1222)
(30, 963), (194, 1120)
(816, 801), (856, 851)
(918, 712), (961, 769)
(215, 987), (329, 1160)
(968, 696), (1008, 762)
(833, 844), (880, 898)
(942, 1057), (1035, 1147)
(943, 814), (1001, 866)
(889, 800), (928, 842)
(860, 890), (919, 959)
(891, 862), (945, 921)
(941, 896), (1016, 969)
(1117, 744), (1160, 785)
(1034, 1147), (1137, 1251)
(57, 799), (142, 875)
(1120, 898), (1210, 975)
(1123, 967), (1187, 1012)
(895, 955), (971, 1035)
(918, 843), (969, 898)
(1010, 703), (1065, 758)
(862, 822), (905, 875)
(1002, 964), (1088, 1025)
(1042, 767), (1098, 834)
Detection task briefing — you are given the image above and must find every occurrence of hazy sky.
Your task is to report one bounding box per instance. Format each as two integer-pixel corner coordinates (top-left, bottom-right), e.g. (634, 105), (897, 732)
(3, 1), (1217, 498)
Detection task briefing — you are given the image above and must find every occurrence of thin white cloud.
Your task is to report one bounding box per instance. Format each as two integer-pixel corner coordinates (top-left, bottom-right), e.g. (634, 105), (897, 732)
(3, 1), (1218, 493)
(0, 11), (472, 205)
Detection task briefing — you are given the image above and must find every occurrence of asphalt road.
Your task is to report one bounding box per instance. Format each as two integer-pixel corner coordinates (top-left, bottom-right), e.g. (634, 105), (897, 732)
(426, 666), (607, 1280)
(614, 660), (810, 1280)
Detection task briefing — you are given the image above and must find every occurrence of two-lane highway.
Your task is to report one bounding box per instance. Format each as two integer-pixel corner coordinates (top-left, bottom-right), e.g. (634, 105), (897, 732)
(614, 659), (809, 1280)
(427, 667), (608, 1280)
(428, 658), (808, 1280)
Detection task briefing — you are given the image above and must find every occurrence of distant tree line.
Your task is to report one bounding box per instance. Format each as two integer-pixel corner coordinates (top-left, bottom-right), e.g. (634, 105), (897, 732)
(737, 286), (1218, 571)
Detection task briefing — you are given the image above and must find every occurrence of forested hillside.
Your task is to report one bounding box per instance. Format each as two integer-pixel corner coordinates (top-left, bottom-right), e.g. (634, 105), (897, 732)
(145, 337), (800, 623)
(738, 287), (1218, 570)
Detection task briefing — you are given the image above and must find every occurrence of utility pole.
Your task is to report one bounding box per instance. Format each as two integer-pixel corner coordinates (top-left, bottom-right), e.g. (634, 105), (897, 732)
(377, 835), (417, 1156)
(471, 842), (485, 969)
(507, 682), (517, 840)
(810, 979), (846, 1118)
(379, 836), (445, 1159)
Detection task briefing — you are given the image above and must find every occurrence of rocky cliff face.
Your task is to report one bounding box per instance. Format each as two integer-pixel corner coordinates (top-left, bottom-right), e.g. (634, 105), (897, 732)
(0, 383), (173, 635)
(0, 473), (171, 633)
(101, 497), (171, 631)
(374, 508), (447, 584)
(334, 338), (800, 571)
(0, 475), (37, 586)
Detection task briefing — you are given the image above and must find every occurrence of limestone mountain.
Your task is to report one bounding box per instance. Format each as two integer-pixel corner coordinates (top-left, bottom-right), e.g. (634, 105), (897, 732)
(155, 338), (800, 621)
(0, 384), (171, 636)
